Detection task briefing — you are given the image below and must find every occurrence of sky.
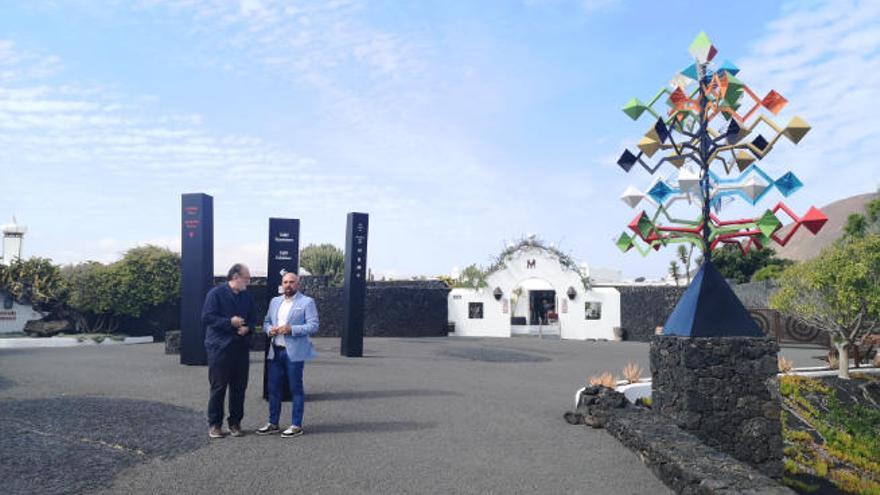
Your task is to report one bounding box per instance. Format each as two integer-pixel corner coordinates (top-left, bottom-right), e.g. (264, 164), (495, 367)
(0, 0), (878, 279)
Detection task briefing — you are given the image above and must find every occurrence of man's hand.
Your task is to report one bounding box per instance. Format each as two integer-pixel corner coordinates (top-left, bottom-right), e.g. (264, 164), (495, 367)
(280, 324), (292, 335)
(267, 326), (278, 337)
(237, 326), (250, 336)
(231, 316), (244, 328)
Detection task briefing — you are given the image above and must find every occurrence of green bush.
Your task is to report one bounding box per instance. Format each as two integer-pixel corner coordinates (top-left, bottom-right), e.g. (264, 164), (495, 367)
(62, 245), (180, 332)
(300, 244), (345, 287)
(707, 244), (792, 284)
(751, 264), (786, 282)
(772, 234), (880, 379)
(454, 264), (487, 289)
(109, 245), (180, 318)
(780, 375), (880, 494)
(0, 257), (67, 312)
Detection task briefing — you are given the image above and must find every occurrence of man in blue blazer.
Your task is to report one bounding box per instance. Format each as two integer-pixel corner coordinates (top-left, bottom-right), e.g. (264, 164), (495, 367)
(256, 272), (319, 437)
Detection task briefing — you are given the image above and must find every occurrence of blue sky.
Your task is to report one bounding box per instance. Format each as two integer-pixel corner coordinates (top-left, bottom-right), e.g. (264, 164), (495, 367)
(1, 0), (878, 278)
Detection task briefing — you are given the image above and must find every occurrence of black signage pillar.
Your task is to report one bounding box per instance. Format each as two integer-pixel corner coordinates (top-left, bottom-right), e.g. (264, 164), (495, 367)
(180, 193), (213, 365)
(263, 218), (300, 400)
(341, 212), (368, 357)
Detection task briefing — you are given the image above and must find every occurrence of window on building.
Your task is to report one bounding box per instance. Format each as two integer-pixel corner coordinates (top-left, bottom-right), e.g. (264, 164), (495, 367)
(585, 301), (602, 320)
(468, 302), (484, 319)
(3, 293), (12, 310)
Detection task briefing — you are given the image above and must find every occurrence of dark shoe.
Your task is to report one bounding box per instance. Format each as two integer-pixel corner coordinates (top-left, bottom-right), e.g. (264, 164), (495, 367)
(281, 425), (304, 438)
(256, 423), (280, 435)
(229, 425), (244, 437)
(209, 426), (226, 439)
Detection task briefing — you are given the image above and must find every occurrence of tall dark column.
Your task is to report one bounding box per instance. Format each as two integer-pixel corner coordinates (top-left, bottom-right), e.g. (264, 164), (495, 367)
(263, 218), (300, 400)
(180, 193), (213, 365)
(341, 212), (368, 357)
(267, 218), (300, 298)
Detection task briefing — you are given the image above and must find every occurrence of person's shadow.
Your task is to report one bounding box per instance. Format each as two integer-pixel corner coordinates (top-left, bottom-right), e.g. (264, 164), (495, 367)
(306, 389), (460, 401)
(306, 420), (438, 435)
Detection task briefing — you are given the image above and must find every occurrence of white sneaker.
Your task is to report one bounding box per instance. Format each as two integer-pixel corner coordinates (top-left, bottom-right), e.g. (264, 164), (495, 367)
(256, 423), (280, 435)
(281, 425), (304, 438)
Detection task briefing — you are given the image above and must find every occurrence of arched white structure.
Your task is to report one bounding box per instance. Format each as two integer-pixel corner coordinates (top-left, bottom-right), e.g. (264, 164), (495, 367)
(448, 246), (621, 340)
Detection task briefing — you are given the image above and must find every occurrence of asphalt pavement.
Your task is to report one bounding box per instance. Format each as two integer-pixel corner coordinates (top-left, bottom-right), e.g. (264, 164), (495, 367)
(0, 337), (824, 494)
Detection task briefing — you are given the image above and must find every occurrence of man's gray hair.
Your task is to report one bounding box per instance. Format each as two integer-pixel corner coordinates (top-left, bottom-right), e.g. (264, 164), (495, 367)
(227, 263), (248, 281)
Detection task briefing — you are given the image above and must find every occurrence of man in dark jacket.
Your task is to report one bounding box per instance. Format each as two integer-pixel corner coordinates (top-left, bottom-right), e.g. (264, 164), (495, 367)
(201, 263), (257, 438)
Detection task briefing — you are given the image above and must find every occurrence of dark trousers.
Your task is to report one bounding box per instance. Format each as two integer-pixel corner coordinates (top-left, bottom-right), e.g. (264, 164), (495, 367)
(267, 346), (305, 426)
(207, 345), (249, 427)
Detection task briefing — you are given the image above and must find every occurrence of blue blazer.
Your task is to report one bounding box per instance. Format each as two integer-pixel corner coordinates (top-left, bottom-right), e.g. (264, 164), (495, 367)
(264, 292), (319, 362)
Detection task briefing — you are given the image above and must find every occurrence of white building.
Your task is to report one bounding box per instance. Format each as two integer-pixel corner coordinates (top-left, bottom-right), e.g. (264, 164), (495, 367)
(1, 218), (27, 265)
(448, 240), (621, 340)
(0, 290), (44, 334)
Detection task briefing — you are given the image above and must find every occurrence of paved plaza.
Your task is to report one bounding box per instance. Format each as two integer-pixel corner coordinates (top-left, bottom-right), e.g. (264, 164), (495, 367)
(0, 337), (821, 494)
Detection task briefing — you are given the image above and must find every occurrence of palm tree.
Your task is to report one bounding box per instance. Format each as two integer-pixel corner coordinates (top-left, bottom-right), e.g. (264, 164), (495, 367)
(668, 261), (681, 287)
(676, 244), (693, 284)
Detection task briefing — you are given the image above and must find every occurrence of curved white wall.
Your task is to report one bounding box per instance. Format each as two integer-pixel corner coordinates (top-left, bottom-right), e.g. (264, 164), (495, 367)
(448, 248), (621, 340)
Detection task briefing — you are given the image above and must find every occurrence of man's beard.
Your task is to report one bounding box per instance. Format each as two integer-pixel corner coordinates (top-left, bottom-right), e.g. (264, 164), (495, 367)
(284, 287), (296, 296)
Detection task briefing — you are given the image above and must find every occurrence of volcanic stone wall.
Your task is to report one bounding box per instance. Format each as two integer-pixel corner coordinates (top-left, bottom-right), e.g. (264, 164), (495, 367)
(650, 335), (783, 478)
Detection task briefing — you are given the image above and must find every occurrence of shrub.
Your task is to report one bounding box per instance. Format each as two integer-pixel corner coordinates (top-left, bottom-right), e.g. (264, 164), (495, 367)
(622, 362), (643, 383)
(300, 244), (345, 287)
(772, 234), (880, 379)
(0, 257), (67, 313)
(778, 356), (794, 373)
(109, 245), (180, 318)
(63, 261), (114, 331)
(589, 372), (616, 388)
(780, 375), (880, 494)
(454, 264), (487, 289)
(62, 245), (180, 333)
(825, 351), (839, 370)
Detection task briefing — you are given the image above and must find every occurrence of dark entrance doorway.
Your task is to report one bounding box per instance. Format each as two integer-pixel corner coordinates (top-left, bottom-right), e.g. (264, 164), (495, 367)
(529, 290), (556, 325)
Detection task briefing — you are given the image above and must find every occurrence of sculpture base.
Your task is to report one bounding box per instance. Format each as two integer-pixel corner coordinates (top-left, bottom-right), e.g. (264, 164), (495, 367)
(650, 335), (783, 478)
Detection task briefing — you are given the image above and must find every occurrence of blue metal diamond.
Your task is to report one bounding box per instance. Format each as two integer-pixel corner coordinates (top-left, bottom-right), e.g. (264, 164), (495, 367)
(648, 180), (674, 203)
(775, 171), (803, 197)
(718, 59), (740, 76)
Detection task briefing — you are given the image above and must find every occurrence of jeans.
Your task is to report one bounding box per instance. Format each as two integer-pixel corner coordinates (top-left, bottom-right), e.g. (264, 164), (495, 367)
(206, 345), (249, 427)
(267, 346), (305, 426)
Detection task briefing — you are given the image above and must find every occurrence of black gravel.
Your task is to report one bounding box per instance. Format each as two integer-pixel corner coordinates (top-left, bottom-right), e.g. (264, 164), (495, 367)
(442, 346), (551, 363)
(0, 397), (207, 495)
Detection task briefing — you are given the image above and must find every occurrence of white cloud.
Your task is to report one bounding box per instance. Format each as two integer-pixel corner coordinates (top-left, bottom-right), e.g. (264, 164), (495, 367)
(215, 241), (268, 276)
(733, 0), (880, 208)
(0, 38), (401, 214)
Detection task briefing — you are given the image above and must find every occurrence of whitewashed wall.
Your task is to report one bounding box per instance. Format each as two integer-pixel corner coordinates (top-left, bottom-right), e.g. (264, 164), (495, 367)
(448, 288), (509, 337)
(448, 248), (621, 340)
(0, 293), (44, 334)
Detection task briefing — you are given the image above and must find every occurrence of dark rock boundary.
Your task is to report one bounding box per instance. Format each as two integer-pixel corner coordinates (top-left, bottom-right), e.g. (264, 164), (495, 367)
(0, 396), (207, 495)
(565, 387), (793, 494)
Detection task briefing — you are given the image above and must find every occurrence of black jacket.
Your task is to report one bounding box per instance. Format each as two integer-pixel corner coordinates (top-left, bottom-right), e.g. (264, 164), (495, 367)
(201, 284), (257, 358)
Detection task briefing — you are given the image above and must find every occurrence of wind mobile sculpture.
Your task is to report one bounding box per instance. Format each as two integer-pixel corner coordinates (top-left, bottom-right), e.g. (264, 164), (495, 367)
(614, 31), (827, 259)
(613, 32), (828, 337)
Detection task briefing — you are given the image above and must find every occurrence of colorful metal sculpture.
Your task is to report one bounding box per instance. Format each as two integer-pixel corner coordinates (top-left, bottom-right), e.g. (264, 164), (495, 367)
(615, 32), (827, 260)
